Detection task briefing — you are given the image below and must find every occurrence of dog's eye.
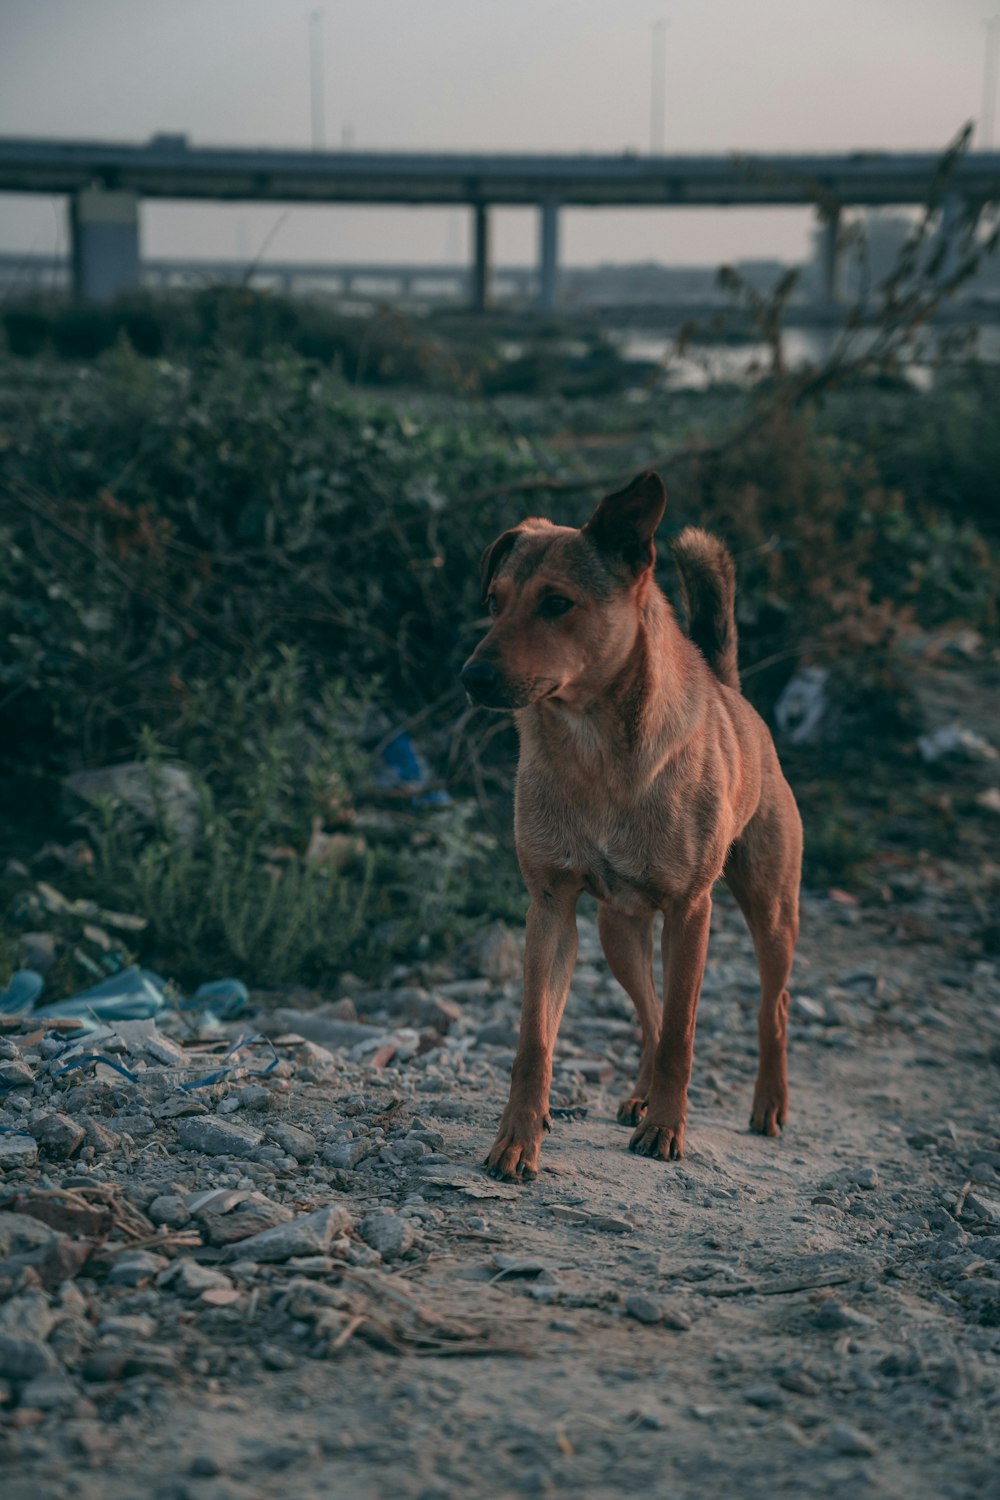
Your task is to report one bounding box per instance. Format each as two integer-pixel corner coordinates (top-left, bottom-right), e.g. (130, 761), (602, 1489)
(486, 593), (500, 617)
(539, 595), (574, 620)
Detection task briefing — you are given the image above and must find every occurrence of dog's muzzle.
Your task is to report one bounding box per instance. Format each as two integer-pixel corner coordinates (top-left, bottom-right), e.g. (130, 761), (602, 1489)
(460, 659), (508, 707)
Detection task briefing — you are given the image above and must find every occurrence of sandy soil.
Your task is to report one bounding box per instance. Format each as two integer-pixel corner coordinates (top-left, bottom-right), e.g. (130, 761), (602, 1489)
(3, 860), (999, 1500)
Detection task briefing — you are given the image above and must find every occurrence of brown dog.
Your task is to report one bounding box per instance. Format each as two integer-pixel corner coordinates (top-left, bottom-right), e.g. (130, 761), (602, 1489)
(460, 471), (802, 1181)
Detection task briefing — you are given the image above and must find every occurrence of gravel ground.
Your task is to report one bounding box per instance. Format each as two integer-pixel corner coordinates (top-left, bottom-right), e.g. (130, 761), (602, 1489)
(2, 855), (1000, 1500)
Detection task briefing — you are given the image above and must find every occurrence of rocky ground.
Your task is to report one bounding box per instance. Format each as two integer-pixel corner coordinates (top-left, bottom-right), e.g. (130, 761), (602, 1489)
(2, 861), (1000, 1500)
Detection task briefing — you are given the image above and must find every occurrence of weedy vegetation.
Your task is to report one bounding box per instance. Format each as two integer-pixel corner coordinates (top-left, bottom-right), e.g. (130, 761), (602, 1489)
(2, 131), (998, 997)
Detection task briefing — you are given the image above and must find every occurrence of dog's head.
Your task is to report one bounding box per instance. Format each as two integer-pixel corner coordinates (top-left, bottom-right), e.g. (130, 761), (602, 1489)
(460, 471), (666, 711)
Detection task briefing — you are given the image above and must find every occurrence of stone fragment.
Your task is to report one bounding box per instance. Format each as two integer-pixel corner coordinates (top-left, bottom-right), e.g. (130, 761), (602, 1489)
(0, 1133), (38, 1169)
(0, 1058), (34, 1089)
(812, 1300), (876, 1331)
(965, 1192), (1000, 1224)
(625, 1294), (664, 1325)
(19, 1369), (78, 1410)
(63, 760), (199, 839)
(30, 1113), (86, 1159)
(105, 1249), (170, 1286)
(197, 1192), (293, 1246)
(98, 1314), (157, 1340)
(852, 1166), (879, 1191)
(159, 1258), (234, 1297)
(358, 1211), (415, 1261)
(321, 1139), (373, 1170)
(176, 1117), (264, 1158)
(0, 1333), (58, 1381)
(271, 1010), (385, 1053)
(0, 1289), (55, 1341)
(80, 1118), (117, 1154)
(829, 1423), (877, 1457)
(744, 1383), (783, 1408)
(0, 1211), (55, 1259)
(221, 1204), (351, 1263)
(266, 1124), (316, 1162)
(148, 1194), (191, 1228)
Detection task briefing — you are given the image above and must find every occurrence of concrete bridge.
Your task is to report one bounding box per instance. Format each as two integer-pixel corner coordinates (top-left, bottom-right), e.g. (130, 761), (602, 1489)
(1, 134), (998, 308)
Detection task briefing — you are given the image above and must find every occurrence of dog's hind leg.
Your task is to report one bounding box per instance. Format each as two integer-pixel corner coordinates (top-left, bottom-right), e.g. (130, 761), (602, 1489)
(724, 782), (802, 1136)
(598, 905), (660, 1125)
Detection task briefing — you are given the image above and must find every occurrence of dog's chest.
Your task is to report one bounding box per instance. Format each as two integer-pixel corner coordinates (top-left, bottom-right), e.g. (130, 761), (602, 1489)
(556, 805), (672, 912)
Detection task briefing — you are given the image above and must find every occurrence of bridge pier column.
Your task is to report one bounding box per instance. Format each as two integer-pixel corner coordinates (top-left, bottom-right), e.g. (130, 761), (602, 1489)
(71, 189), (140, 301)
(537, 196), (560, 311)
(818, 206), (845, 306)
(472, 203), (491, 312)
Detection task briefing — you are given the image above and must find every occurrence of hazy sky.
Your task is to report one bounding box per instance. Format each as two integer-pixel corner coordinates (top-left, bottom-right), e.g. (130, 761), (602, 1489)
(0, 0), (993, 269)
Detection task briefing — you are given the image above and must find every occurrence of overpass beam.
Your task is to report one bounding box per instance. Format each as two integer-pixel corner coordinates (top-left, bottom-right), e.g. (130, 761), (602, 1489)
(537, 196), (560, 311)
(70, 189), (140, 301)
(471, 203), (491, 312)
(817, 206), (845, 306)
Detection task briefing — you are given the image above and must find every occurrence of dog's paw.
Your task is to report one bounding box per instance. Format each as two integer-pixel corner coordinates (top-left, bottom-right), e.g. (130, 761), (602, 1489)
(750, 1087), (788, 1137)
(483, 1107), (551, 1183)
(616, 1095), (647, 1126)
(628, 1113), (685, 1161)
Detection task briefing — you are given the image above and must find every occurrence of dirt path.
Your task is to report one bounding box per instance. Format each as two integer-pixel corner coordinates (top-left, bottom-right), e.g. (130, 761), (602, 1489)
(4, 875), (999, 1500)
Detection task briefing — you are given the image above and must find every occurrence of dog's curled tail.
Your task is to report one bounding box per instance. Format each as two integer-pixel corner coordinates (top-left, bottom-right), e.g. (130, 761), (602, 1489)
(672, 527), (740, 690)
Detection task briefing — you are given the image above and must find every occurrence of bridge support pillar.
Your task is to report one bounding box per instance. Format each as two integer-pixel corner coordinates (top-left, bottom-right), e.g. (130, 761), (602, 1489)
(472, 203), (491, 312)
(71, 190), (140, 301)
(538, 196), (560, 311)
(818, 206), (845, 306)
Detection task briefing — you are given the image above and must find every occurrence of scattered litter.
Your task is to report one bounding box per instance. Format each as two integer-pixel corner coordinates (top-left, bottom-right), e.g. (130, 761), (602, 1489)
(774, 667), (830, 746)
(376, 732), (451, 807)
(917, 724), (999, 765)
(0, 963), (248, 1032)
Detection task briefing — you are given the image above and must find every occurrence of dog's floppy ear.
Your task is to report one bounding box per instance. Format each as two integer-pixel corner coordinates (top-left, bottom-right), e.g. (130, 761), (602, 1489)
(582, 471), (666, 576)
(479, 528), (521, 602)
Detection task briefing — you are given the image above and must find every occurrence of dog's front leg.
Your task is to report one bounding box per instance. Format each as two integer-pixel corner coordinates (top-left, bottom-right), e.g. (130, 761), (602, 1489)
(629, 892), (712, 1162)
(485, 886), (579, 1182)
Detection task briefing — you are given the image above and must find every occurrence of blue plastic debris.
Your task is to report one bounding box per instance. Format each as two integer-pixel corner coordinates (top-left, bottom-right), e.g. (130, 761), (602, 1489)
(377, 732), (451, 807)
(0, 963), (248, 1031)
(185, 979), (249, 1020)
(53, 1053), (141, 1083)
(0, 969), (45, 1014)
(178, 1031), (279, 1092)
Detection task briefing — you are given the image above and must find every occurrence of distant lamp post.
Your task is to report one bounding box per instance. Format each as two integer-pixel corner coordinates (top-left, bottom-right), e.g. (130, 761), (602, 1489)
(983, 15), (1000, 149)
(309, 9), (326, 150)
(650, 19), (668, 155)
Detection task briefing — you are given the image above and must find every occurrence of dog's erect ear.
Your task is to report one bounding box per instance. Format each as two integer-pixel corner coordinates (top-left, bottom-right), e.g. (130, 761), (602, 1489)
(581, 471), (666, 576)
(479, 528), (521, 602)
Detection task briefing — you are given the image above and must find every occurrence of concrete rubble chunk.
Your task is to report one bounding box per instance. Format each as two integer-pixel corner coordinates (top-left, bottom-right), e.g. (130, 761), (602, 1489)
(105, 1249), (170, 1286)
(0, 1210), (56, 1259)
(196, 1191), (294, 1246)
(159, 1258), (235, 1297)
(266, 1123), (317, 1162)
(0, 1332), (58, 1381)
(358, 1211), (414, 1261)
(29, 1112), (86, 1159)
(0, 1132), (39, 1169)
(62, 760), (200, 839)
(176, 1116), (264, 1158)
(0, 1058), (35, 1089)
(0, 1288), (56, 1341)
(221, 1203), (352, 1263)
(271, 1009), (386, 1052)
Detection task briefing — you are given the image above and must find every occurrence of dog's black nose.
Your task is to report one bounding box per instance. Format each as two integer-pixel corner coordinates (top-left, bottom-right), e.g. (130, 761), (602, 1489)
(461, 660), (502, 704)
